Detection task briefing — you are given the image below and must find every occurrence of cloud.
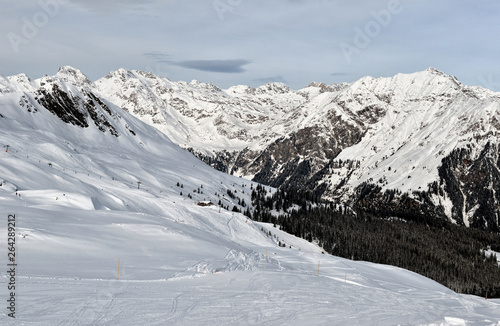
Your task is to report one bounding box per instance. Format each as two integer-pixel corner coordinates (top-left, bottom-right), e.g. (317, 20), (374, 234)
(172, 59), (251, 74)
(143, 51), (250, 73)
(254, 75), (288, 85)
(143, 51), (171, 62)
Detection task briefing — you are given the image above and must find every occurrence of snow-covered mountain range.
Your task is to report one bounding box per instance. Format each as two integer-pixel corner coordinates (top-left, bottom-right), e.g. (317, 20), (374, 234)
(88, 67), (500, 231)
(2, 66), (500, 325)
(3, 65), (500, 232)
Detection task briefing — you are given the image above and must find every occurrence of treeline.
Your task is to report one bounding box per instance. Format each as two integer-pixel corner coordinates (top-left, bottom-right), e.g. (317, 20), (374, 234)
(249, 187), (500, 298)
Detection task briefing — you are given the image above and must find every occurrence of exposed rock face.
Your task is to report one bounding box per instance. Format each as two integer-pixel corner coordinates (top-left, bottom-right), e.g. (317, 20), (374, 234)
(438, 143), (500, 231)
(36, 85), (120, 137)
(1, 67), (126, 138)
(350, 143), (500, 232)
(36, 84), (89, 128)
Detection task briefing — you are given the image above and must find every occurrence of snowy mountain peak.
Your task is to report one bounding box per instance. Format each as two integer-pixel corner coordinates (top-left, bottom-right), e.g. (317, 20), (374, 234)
(340, 68), (469, 109)
(1, 73), (35, 93)
(101, 67), (138, 82)
(255, 82), (292, 94)
(225, 84), (253, 95)
(55, 65), (93, 87)
(307, 81), (341, 90)
(188, 79), (223, 93)
(134, 69), (167, 81)
(7, 72), (33, 84)
(425, 66), (448, 76)
(417, 67), (462, 86)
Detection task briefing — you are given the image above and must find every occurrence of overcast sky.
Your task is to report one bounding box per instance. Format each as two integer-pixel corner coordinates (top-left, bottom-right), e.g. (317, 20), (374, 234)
(1, 0), (499, 90)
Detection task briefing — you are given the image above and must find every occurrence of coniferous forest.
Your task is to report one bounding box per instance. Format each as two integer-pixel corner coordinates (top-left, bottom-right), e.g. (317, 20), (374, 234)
(247, 185), (500, 298)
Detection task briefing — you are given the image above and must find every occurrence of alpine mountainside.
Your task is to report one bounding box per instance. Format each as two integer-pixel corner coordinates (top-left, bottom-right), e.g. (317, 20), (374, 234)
(93, 67), (500, 231)
(0, 66), (258, 216)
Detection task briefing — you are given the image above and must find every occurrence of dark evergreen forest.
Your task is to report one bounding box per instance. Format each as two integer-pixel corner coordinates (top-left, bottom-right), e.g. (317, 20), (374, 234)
(246, 185), (500, 298)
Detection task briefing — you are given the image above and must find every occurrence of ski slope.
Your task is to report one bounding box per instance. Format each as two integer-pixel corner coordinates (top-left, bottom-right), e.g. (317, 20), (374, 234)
(1, 74), (500, 325)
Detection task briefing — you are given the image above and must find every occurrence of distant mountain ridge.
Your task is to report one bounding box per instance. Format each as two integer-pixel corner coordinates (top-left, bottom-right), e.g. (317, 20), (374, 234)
(3, 66), (500, 231)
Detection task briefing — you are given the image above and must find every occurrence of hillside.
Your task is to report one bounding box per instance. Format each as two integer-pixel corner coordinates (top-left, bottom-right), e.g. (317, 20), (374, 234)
(1, 68), (500, 324)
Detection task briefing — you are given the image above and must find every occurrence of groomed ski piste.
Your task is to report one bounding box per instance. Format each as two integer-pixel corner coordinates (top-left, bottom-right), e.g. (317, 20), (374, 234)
(1, 77), (500, 325)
